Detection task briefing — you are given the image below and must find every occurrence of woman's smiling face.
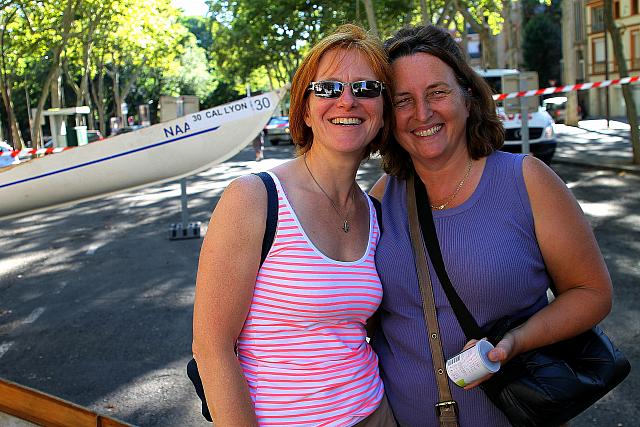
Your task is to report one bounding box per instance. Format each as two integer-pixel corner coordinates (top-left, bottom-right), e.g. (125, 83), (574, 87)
(304, 48), (384, 155)
(391, 52), (469, 162)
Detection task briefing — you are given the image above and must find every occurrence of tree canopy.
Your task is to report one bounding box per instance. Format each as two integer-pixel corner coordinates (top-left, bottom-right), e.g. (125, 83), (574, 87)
(0, 0), (540, 149)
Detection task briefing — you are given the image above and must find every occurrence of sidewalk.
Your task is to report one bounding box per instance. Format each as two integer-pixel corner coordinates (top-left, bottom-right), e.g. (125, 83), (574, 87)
(552, 119), (640, 174)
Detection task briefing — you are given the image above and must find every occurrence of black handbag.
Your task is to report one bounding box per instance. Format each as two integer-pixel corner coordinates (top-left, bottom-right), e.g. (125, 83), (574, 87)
(413, 175), (631, 427)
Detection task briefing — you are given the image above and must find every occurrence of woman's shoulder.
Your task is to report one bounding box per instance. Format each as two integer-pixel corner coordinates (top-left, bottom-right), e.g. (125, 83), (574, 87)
(212, 174), (270, 228)
(224, 173), (267, 200)
(521, 154), (567, 196)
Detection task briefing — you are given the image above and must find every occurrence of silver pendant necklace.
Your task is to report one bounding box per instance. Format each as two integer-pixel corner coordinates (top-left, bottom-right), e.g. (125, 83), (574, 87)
(303, 153), (355, 233)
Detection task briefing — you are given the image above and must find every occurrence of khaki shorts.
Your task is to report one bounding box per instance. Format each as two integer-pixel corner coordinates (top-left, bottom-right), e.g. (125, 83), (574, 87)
(353, 394), (397, 427)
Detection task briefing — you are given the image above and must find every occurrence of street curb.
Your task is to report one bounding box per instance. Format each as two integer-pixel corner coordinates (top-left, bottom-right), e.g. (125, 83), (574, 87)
(552, 155), (640, 176)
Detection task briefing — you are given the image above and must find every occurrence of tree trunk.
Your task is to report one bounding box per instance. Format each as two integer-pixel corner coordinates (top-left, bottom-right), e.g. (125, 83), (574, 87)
(111, 63), (122, 122)
(32, 0), (78, 148)
(604, 0), (640, 164)
(361, 0), (379, 38)
(562, 0), (579, 126)
(78, 40), (93, 126)
(91, 52), (107, 135)
(501, 0), (520, 69)
(109, 57), (146, 125)
(456, 2), (496, 68)
(0, 107), (4, 142)
(461, 13), (469, 61)
(420, 0), (430, 25)
(0, 77), (24, 149)
(90, 73), (107, 135)
(0, 6), (24, 149)
(435, 0), (453, 27)
(63, 61), (83, 125)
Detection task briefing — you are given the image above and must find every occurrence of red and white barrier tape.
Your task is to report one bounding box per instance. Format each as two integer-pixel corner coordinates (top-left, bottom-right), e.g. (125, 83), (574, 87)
(0, 146), (71, 157)
(493, 75), (640, 100)
(2, 75), (638, 157)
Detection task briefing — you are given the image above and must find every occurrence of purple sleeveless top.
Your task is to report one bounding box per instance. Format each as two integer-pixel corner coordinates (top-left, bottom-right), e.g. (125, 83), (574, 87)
(372, 151), (550, 427)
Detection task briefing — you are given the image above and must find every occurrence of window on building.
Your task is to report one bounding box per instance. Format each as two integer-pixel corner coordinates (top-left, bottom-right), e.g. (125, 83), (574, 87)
(575, 3), (586, 42)
(592, 37), (606, 74)
(614, 0), (621, 18)
(633, 0), (639, 15)
(592, 7), (605, 32)
(632, 31), (640, 69)
(577, 51), (585, 81)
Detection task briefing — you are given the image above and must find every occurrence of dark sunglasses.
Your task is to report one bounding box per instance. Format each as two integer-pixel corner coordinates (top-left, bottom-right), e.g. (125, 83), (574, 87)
(308, 80), (385, 99)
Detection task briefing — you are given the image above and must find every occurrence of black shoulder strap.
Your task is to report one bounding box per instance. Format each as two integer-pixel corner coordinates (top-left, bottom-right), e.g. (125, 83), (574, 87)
(254, 172), (278, 265)
(368, 194), (383, 233)
(413, 175), (483, 340)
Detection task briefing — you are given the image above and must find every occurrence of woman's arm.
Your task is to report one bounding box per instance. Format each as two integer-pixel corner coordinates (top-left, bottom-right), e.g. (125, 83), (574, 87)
(491, 156), (613, 363)
(192, 175), (267, 426)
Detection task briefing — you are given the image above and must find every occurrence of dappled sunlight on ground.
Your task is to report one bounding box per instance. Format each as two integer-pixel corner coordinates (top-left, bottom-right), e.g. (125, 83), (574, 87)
(578, 201), (624, 218)
(578, 119), (631, 131)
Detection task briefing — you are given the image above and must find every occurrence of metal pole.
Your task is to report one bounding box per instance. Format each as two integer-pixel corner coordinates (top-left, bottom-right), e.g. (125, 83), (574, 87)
(180, 178), (189, 227)
(168, 96), (200, 240)
(520, 75), (530, 155)
(604, 27), (610, 128)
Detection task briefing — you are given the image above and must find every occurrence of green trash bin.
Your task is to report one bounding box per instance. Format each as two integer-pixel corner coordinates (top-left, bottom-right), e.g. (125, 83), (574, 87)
(74, 126), (88, 146)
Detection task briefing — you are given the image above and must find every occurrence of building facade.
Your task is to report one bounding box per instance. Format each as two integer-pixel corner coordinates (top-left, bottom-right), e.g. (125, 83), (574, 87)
(586, 0), (640, 117)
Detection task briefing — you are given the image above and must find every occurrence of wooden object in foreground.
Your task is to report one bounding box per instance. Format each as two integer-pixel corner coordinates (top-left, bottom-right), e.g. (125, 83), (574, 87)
(0, 377), (135, 427)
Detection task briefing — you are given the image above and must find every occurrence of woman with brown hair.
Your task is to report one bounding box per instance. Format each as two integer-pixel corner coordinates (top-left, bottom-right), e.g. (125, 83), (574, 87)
(370, 25), (613, 426)
(192, 24), (396, 426)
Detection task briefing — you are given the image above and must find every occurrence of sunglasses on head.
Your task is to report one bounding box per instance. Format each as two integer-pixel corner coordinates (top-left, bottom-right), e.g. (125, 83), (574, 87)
(308, 80), (385, 99)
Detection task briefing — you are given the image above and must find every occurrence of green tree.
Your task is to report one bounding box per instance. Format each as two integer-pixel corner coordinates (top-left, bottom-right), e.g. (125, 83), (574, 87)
(63, 0), (119, 131)
(206, 0), (413, 95)
(0, 0), (62, 148)
(454, 0), (504, 68)
(86, 0), (187, 133)
(0, 2), (26, 148)
(180, 15), (214, 55)
(31, 0), (79, 148)
(522, 14), (561, 87)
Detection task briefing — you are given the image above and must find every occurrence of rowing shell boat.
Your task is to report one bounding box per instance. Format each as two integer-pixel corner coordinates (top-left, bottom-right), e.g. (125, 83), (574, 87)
(0, 89), (284, 220)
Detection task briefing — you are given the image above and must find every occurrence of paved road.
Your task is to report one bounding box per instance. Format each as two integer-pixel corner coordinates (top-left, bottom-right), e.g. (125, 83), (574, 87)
(0, 129), (638, 426)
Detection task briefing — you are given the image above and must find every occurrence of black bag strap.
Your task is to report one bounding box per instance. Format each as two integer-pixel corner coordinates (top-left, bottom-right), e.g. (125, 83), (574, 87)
(189, 172), (279, 423)
(413, 175), (484, 340)
(368, 194), (383, 233)
(253, 171), (278, 263)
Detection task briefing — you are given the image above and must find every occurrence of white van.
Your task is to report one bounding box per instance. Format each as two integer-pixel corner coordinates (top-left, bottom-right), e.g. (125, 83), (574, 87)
(475, 69), (556, 164)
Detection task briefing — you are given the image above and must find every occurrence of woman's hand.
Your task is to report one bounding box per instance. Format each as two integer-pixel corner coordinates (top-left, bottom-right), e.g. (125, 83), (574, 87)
(460, 331), (518, 390)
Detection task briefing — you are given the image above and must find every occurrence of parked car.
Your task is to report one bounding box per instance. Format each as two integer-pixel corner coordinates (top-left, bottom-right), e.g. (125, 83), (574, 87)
(87, 129), (104, 143)
(264, 116), (292, 146)
(0, 141), (20, 168)
(476, 68), (556, 164)
(543, 96), (583, 124)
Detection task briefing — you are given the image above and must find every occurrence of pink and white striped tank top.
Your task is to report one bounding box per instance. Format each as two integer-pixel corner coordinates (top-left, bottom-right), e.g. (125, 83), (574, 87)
(237, 171), (384, 427)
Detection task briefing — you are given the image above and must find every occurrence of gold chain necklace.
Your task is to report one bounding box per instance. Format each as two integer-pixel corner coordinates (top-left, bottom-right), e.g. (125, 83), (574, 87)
(303, 153), (355, 233)
(430, 158), (473, 210)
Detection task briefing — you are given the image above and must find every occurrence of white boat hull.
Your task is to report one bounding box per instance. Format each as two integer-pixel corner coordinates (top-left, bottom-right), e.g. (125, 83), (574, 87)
(0, 90), (283, 219)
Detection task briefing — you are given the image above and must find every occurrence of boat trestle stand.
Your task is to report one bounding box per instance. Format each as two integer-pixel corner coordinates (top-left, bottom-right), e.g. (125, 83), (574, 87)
(169, 178), (201, 240)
